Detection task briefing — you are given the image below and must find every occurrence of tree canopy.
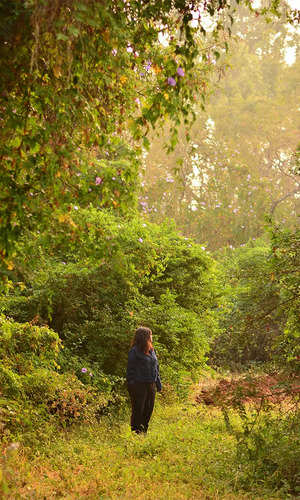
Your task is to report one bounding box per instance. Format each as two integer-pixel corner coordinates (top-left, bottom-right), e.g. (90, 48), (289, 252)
(141, 7), (300, 249)
(1, 0), (298, 264)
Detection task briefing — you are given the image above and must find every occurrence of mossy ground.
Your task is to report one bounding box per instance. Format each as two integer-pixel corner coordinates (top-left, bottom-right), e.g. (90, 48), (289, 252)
(2, 401), (283, 499)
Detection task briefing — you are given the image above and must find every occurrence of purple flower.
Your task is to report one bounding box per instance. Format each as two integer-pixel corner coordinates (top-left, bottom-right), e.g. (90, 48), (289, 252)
(167, 77), (176, 86)
(201, 246), (206, 250)
(73, 205), (79, 210)
(112, 176), (116, 180)
(138, 237), (143, 243)
(177, 67), (185, 77)
(135, 97), (141, 105)
(112, 48), (117, 56)
(89, 372), (93, 377)
(95, 177), (103, 185)
(81, 367), (88, 373)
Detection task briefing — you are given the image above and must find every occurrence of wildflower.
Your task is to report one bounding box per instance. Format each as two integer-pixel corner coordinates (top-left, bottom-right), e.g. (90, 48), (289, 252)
(177, 67), (185, 77)
(73, 205), (79, 210)
(112, 48), (117, 56)
(201, 246), (206, 250)
(81, 367), (88, 373)
(112, 176), (116, 180)
(138, 237), (143, 243)
(167, 77), (176, 86)
(89, 372), (93, 377)
(95, 177), (103, 185)
(135, 97), (141, 105)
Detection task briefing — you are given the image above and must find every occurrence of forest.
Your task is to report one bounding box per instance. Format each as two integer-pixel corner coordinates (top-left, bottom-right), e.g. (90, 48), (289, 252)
(0, 0), (299, 498)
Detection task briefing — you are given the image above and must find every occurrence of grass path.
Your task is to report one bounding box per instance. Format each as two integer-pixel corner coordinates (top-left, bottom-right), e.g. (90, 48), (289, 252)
(4, 402), (282, 499)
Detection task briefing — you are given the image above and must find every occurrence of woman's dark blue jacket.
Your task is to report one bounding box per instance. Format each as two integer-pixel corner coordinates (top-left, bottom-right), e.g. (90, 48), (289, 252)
(126, 346), (162, 392)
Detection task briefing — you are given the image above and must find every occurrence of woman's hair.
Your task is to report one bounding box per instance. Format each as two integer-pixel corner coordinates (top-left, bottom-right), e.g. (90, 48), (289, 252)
(131, 326), (153, 354)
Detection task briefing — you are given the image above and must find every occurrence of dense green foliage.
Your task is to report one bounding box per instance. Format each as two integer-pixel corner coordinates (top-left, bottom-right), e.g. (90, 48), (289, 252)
(1, 0), (298, 260)
(1, 209), (220, 396)
(211, 225), (300, 370)
(0, 316), (117, 445)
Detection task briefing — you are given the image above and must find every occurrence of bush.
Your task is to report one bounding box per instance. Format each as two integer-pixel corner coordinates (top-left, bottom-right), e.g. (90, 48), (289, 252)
(211, 226), (300, 370)
(0, 317), (122, 443)
(47, 374), (119, 425)
(0, 315), (61, 371)
(1, 210), (221, 388)
(224, 403), (300, 495)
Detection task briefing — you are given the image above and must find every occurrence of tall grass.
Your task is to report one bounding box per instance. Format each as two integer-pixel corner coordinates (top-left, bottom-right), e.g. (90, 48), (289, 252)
(2, 401), (285, 499)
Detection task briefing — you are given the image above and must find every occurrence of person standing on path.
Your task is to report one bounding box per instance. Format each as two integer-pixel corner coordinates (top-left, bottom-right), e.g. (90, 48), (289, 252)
(126, 326), (162, 434)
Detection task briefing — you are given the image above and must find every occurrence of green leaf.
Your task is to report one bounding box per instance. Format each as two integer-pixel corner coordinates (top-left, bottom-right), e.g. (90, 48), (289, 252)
(56, 33), (69, 41)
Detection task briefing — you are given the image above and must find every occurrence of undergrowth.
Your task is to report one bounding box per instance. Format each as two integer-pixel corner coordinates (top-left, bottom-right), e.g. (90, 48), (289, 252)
(1, 401), (292, 500)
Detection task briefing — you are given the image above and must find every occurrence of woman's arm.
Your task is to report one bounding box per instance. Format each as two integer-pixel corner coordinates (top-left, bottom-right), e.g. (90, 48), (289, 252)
(156, 357), (162, 392)
(126, 349), (136, 384)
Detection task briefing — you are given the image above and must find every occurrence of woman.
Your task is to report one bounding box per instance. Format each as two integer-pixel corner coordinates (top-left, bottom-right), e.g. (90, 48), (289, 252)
(126, 326), (162, 434)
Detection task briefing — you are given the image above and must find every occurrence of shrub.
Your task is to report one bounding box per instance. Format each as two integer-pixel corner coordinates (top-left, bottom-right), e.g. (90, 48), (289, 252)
(0, 317), (122, 443)
(1, 210), (221, 389)
(0, 315), (61, 371)
(224, 403), (300, 495)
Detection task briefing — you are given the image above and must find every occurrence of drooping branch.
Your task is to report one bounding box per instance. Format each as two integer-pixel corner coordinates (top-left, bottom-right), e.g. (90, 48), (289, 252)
(270, 186), (300, 216)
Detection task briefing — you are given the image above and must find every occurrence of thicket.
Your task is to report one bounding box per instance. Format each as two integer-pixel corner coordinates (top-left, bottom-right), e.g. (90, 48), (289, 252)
(0, 208), (221, 440)
(210, 225), (300, 372)
(0, 315), (116, 446)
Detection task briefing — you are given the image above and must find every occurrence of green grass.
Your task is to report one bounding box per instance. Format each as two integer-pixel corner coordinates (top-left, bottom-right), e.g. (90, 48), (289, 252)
(2, 402), (284, 499)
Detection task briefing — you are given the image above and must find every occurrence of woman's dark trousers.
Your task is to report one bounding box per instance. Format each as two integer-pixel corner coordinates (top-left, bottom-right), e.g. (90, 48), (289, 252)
(128, 382), (156, 433)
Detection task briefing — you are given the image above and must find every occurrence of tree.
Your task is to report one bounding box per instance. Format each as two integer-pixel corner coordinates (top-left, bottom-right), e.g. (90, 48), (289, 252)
(1, 0), (298, 263)
(141, 6), (300, 249)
